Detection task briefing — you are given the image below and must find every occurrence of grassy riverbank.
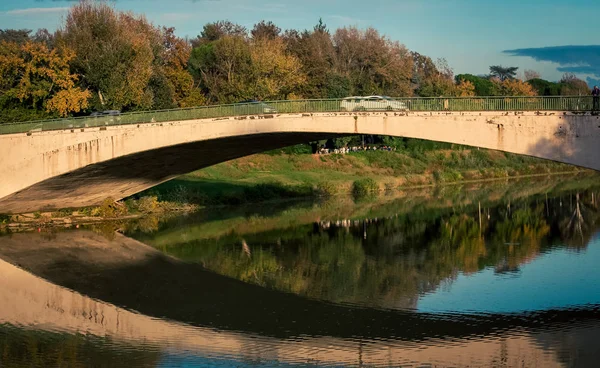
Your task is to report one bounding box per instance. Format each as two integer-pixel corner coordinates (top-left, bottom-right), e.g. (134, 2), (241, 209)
(0, 145), (590, 228)
(138, 147), (584, 206)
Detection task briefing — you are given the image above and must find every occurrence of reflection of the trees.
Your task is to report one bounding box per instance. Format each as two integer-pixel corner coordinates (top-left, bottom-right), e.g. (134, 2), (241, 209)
(147, 187), (600, 310)
(0, 326), (160, 368)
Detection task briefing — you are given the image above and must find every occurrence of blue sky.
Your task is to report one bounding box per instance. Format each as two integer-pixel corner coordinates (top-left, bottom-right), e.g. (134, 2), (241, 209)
(1, 0), (599, 84)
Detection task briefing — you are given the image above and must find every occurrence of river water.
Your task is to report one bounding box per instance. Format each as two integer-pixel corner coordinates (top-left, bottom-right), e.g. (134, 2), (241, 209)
(1, 175), (600, 367)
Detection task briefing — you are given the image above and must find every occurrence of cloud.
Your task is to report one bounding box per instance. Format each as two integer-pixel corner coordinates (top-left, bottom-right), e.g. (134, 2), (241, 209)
(5, 7), (70, 15)
(504, 45), (600, 85)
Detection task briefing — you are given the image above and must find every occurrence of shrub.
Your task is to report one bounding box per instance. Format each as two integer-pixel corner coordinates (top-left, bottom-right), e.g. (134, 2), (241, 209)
(315, 181), (337, 198)
(352, 178), (379, 197)
(137, 196), (160, 213)
(0, 214), (11, 224)
(97, 198), (128, 218)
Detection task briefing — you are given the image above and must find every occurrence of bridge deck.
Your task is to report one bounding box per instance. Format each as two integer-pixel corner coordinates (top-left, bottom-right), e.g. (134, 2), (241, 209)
(0, 96), (596, 135)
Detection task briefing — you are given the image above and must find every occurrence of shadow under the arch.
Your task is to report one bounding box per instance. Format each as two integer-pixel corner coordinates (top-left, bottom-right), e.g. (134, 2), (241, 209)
(0, 132), (346, 213)
(0, 229), (598, 343)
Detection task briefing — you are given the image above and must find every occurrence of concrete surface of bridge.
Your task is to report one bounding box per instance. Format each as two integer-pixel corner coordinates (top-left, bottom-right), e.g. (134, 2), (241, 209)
(1, 110), (600, 213)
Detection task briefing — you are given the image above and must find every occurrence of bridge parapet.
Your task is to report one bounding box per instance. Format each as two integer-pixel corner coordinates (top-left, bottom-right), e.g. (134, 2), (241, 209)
(0, 96), (595, 135)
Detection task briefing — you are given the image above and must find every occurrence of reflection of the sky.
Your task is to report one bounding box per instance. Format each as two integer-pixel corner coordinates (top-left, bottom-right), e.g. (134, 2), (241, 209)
(417, 232), (600, 314)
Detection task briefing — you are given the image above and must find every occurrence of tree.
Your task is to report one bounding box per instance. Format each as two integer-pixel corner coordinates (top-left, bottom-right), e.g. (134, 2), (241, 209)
(455, 74), (498, 96)
(284, 20), (337, 98)
(489, 65), (518, 81)
(57, 0), (164, 111)
(559, 73), (590, 95)
(0, 29), (31, 44)
(523, 69), (540, 81)
(456, 80), (476, 96)
(527, 78), (561, 96)
(247, 37), (306, 100)
(333, 26), (413, 96)
(251, 21), (281, 40)
(189, 35), (253, 103)
(192, 21), (247, 47)
(496, 78), (536, 96)
(0, 40), (90, 118)
(415, 57), (457, 97)
(157, 27), (205, 108)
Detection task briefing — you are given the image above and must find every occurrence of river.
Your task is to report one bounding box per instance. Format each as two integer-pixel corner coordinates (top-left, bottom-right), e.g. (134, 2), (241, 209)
(1, 175), (600, 367)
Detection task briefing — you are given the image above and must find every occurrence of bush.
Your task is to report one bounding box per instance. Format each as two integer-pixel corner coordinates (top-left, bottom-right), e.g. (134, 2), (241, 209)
(315, 181), (337, 198)
(352, 178), (379, 197)
(137, 196), (159, 213)
(52, 208), (73, 218)
(97, 198), (128, 218)
(0, 214), (11, 224)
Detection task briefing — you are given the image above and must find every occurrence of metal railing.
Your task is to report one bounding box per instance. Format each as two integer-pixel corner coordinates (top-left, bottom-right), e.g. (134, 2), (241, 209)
(0, 96), (594, 135)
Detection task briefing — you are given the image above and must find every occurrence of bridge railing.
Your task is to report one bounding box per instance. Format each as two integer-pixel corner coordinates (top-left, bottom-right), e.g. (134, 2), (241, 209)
(0, 96), (594, 135)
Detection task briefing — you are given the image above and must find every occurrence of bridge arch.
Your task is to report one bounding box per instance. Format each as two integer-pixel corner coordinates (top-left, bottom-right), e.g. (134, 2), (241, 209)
(1, 109), (599, 213)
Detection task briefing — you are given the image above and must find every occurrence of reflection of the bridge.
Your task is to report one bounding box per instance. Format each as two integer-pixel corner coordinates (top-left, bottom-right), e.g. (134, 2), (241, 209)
(1, 230), (599, 366)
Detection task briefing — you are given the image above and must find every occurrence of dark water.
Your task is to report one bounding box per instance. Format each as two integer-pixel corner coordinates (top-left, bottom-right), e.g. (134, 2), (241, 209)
(2, 176), (600, 367)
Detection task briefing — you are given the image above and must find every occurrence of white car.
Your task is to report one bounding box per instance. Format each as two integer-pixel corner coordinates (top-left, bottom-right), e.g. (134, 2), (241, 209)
(340, 96), (408, 111)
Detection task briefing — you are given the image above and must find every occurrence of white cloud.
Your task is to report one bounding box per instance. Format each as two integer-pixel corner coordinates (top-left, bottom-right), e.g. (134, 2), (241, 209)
(5, 7), (70, 16)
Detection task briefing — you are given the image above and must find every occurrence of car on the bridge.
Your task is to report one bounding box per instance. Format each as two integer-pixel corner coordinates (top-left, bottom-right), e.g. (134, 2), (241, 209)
(89, 110), (121, 117)
(340, 96), (408, 111)
(237, 100), (278, 114)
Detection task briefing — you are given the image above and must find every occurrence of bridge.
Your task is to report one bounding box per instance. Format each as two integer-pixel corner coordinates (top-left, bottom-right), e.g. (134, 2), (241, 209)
(1, 96), (599, 213)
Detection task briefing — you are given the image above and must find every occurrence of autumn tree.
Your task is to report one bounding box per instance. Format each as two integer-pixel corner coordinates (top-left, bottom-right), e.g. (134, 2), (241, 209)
(284, 20), (343, 98)
(523, 69), (540, 81)
(0, 40), (90, 120)
(248, 37), (306, 100)
(559, 73), (590, 95)
(414, 57), (457, 97)
(492, 77), (536, 96)
(455, 74), (498, 96)
(333, 26), (413, 96)
(192, 21), (247, 47)
(56, 0), (203, 111)
(251, 21), (281, 40)
(456, 80), (476, 96)
(489, 65), (518, 81)
(153, 27), (205, 108)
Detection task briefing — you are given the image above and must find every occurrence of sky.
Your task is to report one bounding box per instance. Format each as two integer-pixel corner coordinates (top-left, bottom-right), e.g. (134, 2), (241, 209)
(1, 0), (599, 85)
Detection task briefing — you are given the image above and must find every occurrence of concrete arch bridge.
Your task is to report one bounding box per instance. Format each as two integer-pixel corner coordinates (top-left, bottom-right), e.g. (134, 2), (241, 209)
(1, 96), (599, 213)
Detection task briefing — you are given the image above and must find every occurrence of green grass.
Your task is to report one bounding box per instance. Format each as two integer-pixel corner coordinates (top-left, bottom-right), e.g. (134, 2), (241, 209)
(134, 146), (582, 207)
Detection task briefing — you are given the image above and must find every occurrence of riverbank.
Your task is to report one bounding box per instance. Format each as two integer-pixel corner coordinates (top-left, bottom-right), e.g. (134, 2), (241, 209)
(137, 148), (585, 206)
(2, 169), (597, 233)
(0, 147), (593, 229)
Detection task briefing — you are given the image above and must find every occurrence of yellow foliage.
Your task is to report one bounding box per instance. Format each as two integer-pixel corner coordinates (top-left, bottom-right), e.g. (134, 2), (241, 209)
(493, 78), (536, 96)
(456, 80), (476, 97)
(0, 40), (91, 117)
(249, 38), (306, 100)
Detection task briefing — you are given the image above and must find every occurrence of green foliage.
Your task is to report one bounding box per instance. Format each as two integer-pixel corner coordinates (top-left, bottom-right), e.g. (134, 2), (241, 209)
(51, 208), (73, 218)
(315, 181), (338, 198)
(489, 65), (518, 81)
(325, 73), (351, 98)
(0, 213), (10, 224)
(455, 74), (498, 96)
(527, 78), (561, 96)
(137, 196), (160, 213)
(352, 178), (379, 197)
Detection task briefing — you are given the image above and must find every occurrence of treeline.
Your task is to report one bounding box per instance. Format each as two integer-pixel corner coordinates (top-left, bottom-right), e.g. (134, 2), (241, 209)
(0, 0), (591, 123)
